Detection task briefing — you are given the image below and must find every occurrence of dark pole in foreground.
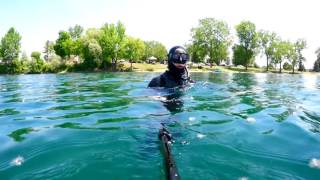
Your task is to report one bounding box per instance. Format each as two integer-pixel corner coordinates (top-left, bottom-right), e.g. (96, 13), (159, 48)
(158, 126), (180, 180)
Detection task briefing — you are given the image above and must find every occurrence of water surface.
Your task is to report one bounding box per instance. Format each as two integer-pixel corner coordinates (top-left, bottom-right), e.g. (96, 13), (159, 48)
(0, 72), (320, 179)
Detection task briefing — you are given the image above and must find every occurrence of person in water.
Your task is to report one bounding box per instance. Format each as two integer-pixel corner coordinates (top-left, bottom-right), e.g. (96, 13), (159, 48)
(148, 46), (193, 88)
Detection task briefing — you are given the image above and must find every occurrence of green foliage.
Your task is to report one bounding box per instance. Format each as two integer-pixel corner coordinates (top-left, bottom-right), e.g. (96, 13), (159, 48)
(44, 59), (62, 73)
(43, 40), (55, 61)
(99, 21), (126, 67)
(0, 19), (310, 74)
(232, 44), (254, 66)
(0, 27), (22, 64)
(124, 37), (145, 62)
(85, 28), (102, 40)
(82, 38), (102, 69)
(257, 30), (277, 71)
(31, 51), (41, 60)
(72, 39), (83, 56)
(29, 58), (45, 73)
(294, 39), (307, 72)
(0, 56), (29, 74)
(123, 37), (145, 70)
(68, 25), (84, 40)
(270, 39), (288, 73)
(11, 59), (29, 74)
(53, 25), (84, 59)
(143, 41), (167, 62)
(236, 21), (258, 49)
(185, 43), (205, 63)
(190, 18), (232, 65)
(234, 21), (258, 69)
(283, 62), (292, 70)
(54, 31), (73, 59)
(272, 40), (303, 73)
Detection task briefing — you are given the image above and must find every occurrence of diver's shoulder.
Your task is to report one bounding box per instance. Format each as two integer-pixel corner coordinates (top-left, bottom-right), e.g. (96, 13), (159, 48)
(148, 74), (163, 87)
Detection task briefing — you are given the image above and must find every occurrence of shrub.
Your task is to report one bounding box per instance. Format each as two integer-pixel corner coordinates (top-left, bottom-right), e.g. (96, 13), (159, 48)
(10, 59), (29, 74)
(283, 62), (292, 70)
(29, 59), (45, 73)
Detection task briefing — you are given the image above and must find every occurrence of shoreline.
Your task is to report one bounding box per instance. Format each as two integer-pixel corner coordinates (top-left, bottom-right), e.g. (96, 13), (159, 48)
(0, 62), (319, 75)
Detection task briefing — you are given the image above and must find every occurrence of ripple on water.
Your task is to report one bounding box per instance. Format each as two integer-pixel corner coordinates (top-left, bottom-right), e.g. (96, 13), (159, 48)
(1, 73), (320, 179)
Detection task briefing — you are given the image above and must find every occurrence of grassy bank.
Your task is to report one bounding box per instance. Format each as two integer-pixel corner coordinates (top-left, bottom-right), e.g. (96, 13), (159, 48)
(122, 62), (314, 74)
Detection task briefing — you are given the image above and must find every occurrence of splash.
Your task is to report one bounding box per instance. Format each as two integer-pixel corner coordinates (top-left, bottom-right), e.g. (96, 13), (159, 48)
(197, 133), (206, 139)
(188, 117), (196, 121)
(10, 155), (24, 166)
(309, 158), (320, 169)
(246, 117), (256, 123)
(181, 140), (190, 145)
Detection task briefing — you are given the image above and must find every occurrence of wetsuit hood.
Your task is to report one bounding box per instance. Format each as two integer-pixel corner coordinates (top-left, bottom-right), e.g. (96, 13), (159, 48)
(167, 46), (188, 80)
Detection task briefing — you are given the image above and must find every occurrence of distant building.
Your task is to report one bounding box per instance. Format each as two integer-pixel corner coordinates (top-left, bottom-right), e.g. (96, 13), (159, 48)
(147, 56), (157, 64)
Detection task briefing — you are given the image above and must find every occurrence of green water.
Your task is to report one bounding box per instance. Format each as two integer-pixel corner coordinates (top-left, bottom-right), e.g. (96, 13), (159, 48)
(0, 72), (320, 179)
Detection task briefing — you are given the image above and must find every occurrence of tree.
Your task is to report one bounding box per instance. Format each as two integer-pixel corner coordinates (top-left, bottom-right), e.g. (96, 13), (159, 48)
(271, 39), (291, 73)
(190, 18), (232, 66)
(232, 44), (254, 66)
(99, 21), (126, 70)
(68, 25), (84, 40)
(294, 39), (307, 72)
(68, 25), (84, 56)
(85, 28), (102, 40)
(143, 41), (167, 62)
(285, 41), (297, 73)
(31, 51), (41, 60)
(20, 51), (29, 61)
(82, 38), (102, 69)
(30, 51), (45, 73)
(43, 40), (55, 61)
(257, 30), (277, 71)
(54, 31), (73, 59)
(123, 36), (145, 70)
(185, 43), (206, 63)
(0, 27), (22, 64)
(313, 47), (320, 72)
(234, 21), (258, 70)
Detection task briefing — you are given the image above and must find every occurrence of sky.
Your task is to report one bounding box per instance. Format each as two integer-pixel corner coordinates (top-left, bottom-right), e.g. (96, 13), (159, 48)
(0, 0), (319, 68)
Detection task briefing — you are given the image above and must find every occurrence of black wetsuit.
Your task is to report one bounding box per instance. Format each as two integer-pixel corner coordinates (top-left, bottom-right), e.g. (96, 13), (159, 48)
(148, 63), (193, 88)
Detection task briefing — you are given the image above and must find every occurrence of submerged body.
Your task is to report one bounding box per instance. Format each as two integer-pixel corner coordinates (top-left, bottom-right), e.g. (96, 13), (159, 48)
(148, 70), (192, 88)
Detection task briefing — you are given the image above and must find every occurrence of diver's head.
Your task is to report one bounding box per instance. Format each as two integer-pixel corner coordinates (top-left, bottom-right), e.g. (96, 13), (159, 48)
(168, 46), (189, 65)
(168, 46), (189, 73)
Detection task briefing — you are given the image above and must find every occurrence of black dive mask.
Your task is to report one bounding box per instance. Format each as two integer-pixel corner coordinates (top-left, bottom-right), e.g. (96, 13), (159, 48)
(170, 53), (189, 64)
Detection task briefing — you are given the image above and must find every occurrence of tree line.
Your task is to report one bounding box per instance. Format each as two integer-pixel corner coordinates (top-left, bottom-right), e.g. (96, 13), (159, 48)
(187, 18), (310, 73)
(0, 22), (167, 73)
(0, 18), (319, 74)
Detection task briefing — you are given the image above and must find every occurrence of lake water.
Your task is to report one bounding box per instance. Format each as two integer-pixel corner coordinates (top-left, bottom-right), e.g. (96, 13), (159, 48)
(0, 72), (320, 179)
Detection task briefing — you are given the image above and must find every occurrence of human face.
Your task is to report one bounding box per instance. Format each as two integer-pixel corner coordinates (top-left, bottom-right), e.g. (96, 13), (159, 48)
(171, 48), (189, 64)
(173, 62), (186, 69)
